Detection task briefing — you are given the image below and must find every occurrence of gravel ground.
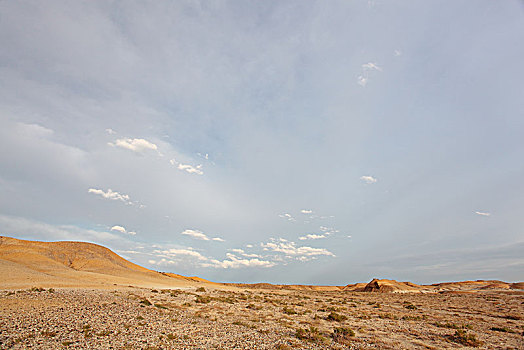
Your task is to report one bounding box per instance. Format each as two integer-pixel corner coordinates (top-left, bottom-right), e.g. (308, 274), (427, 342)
(0, 287), (523, 349)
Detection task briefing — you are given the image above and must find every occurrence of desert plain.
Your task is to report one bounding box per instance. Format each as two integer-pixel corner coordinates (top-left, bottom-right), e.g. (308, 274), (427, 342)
(1, 236), (523, 349)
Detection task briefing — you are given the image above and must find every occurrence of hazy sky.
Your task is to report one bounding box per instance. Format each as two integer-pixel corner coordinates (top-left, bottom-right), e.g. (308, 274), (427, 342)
(1, 1), (523, 285)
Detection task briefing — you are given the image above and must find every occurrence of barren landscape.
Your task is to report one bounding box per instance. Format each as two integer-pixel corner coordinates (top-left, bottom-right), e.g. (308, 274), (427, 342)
(0, 236), (523, 349)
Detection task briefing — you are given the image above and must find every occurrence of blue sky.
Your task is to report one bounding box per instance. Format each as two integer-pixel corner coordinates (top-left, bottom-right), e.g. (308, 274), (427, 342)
(1, 1), (523, 285)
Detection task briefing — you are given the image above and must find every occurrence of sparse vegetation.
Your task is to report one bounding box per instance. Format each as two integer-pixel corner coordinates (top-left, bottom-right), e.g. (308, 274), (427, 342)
(295, 326), (326, 343)
(326, 312), (347, 322)
(490, 326), (514, 333)
(1, 283), (522, 349)
(332, 327), (355, 344)
(404, 302), (418, 310)
(195, 295), (212, 304)
(450, 330), (481, 347)
(282, 307), (296, 315)
(433, 321), (471, 329)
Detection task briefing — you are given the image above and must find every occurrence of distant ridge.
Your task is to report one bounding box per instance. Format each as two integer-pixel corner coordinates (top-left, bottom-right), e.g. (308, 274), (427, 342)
(226, 278), (523, 293)
(1, 236), (522, 292)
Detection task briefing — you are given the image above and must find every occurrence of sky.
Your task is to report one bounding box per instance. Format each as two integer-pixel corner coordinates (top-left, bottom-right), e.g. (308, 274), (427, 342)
(1, 0), (523, 285)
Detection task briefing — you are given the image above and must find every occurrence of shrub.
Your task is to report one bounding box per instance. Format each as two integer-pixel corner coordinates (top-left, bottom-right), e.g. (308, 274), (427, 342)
(283, 307), (296, 315)
(332, 327), (355, 344)
(196, 287), (206, 292)
(490, 326), (514, 333)
(139, 299), (152, 306)
(326, 312), (347, 322)
(434, 321), (471, 329)
(195, 295), (212, 304)
(451, 330), (481, 347)
(154, 303), (168, 309)
(295, 326), (326, 343)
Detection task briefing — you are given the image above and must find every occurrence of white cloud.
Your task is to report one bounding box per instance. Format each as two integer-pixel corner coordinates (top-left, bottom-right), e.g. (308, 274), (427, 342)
(475, 211), (491, 217)
(178, 163), (203, 175)
(319, 226), (339, 235)
(170, 159), (204, 175)
(357, 75), (368, 86)
(181, 229), (223, 242)
(261, 240), (335, 258)
(152, 248), (273, 269)
(205, 254), (275, 269)
(362, 62), (382, 71)
(229, 248), (262, 258)
(87, 188), (132, 204)
(110, 138), (158, 153)
(159, 248), (209, 261)
(360, 175), (377, 184)
(110, 225), (136, 235)
(300, 209), (313, 214)
(181, 229), (209, 240)
(105, 128), (116, 135)
(394, 49), (402, 57)
(358, 62), (382, 87)
(246, 244), (253, 248)
(278, 213), (296, 221)
(110, 225), (126, 233)
(298, 234), (326, 240)
(197, 153), (209, 160)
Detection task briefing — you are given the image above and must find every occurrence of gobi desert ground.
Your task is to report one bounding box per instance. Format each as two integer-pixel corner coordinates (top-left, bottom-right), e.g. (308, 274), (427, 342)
(1, 236), (523, 349)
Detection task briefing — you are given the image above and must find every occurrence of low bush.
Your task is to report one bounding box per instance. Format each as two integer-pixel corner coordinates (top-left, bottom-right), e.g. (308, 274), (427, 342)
(332, 327), (355, 344)
(195, 295), (212, 304)
(283, 307), (296, 315)
(451, 330), (481, 347)
(326, 312), (347, 322)
(490, 326), (514, 333)
(295, 326), (326, 343)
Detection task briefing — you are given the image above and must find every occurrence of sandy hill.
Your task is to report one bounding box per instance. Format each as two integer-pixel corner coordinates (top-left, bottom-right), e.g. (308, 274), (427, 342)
(0, 236), (212, 289)
(431, 280), (523, 292)
(342, 282), (371, 292)
(359, 279), (423, 293)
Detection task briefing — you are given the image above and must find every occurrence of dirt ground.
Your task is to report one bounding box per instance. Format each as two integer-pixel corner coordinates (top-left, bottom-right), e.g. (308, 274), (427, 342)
(0, 287), (523, 349)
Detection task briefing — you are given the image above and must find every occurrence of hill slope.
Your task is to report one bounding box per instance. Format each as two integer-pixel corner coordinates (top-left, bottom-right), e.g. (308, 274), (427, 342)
(0, 236), (211, 289)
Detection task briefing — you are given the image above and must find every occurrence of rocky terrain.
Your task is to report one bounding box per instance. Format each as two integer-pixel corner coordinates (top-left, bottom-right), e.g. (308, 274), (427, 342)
(1, 285), (523, 349)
